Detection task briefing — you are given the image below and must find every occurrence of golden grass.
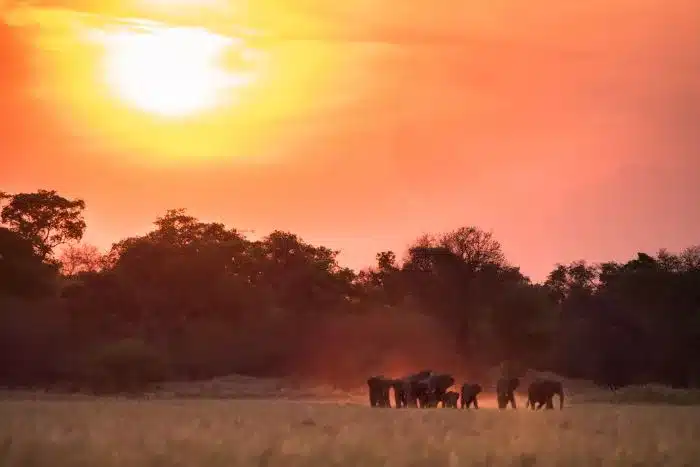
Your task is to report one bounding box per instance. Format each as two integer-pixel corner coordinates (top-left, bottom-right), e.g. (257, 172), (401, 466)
(1, 399), (699, 466)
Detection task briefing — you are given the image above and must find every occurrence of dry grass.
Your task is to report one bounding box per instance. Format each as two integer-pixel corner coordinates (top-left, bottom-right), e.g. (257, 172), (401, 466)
(1, 399), (699, 466)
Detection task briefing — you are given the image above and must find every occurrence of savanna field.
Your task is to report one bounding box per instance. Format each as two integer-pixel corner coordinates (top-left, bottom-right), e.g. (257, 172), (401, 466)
(2, 395), (700, 467)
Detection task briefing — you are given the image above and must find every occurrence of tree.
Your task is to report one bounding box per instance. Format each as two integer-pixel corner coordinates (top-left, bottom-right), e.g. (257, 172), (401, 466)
(103, 209), (256, 333)
(0, 190), (86, 260)
(257, 230), (356, 313)
(402, 226), (507, 276)
(543, 261), (597, 302)
(399, 227), (536, 369)
(0, 227), (57, 298)
(10, 186), (700, 392)
(58, 243), (105, 276)
(376, 251), (398, 272)
(679, 246), (700, 272)
(438, 226), (506, 270)
(356, 251), (404, 306)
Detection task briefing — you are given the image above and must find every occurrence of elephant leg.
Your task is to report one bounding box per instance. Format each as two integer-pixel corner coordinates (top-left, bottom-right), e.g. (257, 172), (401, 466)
(436, 391), (445, 408)
(496, 394), (506, 409)
(397, 390), (406, 408)
(369, 386), (378, 407)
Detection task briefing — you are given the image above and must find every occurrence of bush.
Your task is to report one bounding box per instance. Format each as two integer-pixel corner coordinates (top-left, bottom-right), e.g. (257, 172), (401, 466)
(0, 296), (71, 386)
(85, 338), (168, 394)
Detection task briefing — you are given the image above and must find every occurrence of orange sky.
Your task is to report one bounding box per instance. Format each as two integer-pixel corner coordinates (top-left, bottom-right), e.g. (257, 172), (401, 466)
(1, 0), (699, 281)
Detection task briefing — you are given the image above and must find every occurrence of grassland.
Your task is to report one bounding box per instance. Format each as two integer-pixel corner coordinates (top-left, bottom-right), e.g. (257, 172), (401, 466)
(2, 398), (700, 466)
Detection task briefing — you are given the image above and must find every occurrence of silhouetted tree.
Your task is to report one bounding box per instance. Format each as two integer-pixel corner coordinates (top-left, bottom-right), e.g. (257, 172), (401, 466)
(0, 190), (86, 260)
(0, 227), (57, 298)
(58, 243), (105, 276)
(2, 189), (700, 391)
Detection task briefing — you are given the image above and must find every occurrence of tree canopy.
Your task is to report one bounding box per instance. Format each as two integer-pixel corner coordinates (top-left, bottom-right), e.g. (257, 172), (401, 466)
(0, 190), (86, 260)
(1, 188), (699, 392)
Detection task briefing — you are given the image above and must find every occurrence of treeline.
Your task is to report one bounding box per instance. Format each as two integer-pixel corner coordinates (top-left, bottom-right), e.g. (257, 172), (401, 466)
(1, 189), (699, 392)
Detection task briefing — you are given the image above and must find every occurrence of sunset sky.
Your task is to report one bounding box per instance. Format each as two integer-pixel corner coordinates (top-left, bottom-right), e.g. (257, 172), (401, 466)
(1, 0), (699, 281)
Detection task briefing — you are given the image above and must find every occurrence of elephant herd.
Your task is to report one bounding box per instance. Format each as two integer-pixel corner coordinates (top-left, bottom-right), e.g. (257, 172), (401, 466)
(366, 370), (564, 410)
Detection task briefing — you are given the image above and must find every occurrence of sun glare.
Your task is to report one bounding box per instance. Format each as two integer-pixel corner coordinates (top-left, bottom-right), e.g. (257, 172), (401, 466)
(29, 8), (335, 165)
(95, 25), (254, 117)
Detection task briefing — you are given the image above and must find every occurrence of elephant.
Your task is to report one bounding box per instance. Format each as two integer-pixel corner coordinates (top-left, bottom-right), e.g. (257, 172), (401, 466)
(402, 370), (433, 407)
(460, 383), (482, 409)
(390, 379), (412, 408)
(367, 376), (392, 407)
(430, 373), (456, 406)
(405, 370), (433, 382)
(442, 391), (460, 408)
(420, 392), (440, 408)
(526, 379), (564, 410)
(404, 383), (419, 408)
(496, 377), (520, 409)
(411, 379), (433, 407)
(413, 373), (455, 408)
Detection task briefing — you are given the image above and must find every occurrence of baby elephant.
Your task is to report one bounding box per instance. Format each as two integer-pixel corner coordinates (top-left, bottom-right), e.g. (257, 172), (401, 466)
(526, 379), (564, 410)
(460, 383), (482, 409)
(442, 391), (460, 408)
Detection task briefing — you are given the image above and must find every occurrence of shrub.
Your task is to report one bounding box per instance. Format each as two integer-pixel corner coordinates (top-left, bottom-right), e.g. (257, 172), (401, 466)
(85, 338), (168, 394)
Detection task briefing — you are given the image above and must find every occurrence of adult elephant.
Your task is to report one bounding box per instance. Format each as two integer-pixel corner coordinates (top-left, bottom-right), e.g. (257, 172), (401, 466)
(410, 378), (431, 407)
(460, 383), (482, 409)
(430, 373), (455, 404)
(414, 373), (455, 408)
(367, 376), (392, 408)
(442, 391), (459, 408)
(405, 370), (433, 381)
(401, 370), (433, 407)
(496, 377), (519, 409)
(526, 379), (564, 410)
(390, 379), (413, 408)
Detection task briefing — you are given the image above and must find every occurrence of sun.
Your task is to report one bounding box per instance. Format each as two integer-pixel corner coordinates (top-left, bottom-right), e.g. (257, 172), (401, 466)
(34, 11), (333, 165)
(95, 24), (255, 117)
